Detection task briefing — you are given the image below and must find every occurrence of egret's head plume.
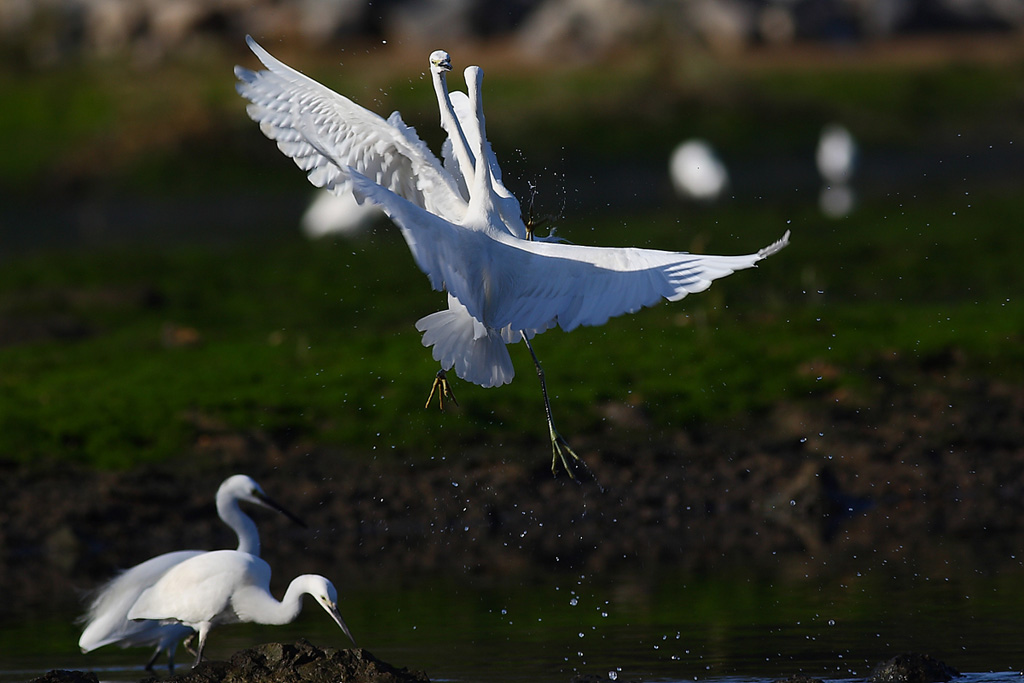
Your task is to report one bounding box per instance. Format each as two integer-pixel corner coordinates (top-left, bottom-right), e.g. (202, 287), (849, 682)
(429, 50), (452, 73)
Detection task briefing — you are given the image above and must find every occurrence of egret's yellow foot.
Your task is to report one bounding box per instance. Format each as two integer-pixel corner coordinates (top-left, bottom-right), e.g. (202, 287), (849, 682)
(549, 424), (581, 478)
(425, 369), (458, 410)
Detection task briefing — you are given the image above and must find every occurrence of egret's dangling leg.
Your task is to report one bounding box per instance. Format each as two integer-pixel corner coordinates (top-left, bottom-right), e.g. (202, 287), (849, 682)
(521, 333), (580, 477)
(144, 646), (165, 672)
(425, 369), (459, 410)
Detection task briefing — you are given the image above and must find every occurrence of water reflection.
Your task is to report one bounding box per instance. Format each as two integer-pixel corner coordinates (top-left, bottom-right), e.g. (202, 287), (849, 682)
(3, 567), (1022, 683)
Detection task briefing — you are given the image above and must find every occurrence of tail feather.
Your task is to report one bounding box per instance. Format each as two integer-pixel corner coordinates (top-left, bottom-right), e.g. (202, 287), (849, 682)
(415, 294), (514, 388)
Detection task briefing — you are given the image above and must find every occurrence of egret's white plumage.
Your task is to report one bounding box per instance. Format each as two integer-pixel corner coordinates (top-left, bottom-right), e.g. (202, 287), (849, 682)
(670, 139), (729, 201)
(78, 475), (303, 670)
(816, 123), (857, 185)
(429, 49), (476, 196)
(301, 188), (381, 238)
(127, 549), (355, 667)
(235, 38), (790, 472)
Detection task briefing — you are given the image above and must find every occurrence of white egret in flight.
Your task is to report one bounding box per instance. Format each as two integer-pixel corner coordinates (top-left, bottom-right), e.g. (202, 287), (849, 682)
(127, 549), (355, 667)
(234, 37), (790, 475)
(78, 475), (304, 670)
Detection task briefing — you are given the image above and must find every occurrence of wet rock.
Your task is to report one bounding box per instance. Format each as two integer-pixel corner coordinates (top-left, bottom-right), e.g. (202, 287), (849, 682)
(151, 640), (429, 683)
(871, 653), (960, 683)
(571, 673), (639, 683)
(773, 676), (824, 683)
(30, 672), (98, 683)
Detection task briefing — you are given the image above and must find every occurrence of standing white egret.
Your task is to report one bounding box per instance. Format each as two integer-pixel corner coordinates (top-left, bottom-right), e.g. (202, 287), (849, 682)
(235, 38), (790, 475)
(78, 475), (304, 670)
(127, 549), (355, 667)
(816, 123), (858, 218)
(816, 123), (857, 185)
(669, 139), (729, 201)
(301, 188), (381, 238)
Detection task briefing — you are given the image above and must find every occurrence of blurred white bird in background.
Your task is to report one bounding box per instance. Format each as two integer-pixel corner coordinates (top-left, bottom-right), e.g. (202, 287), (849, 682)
(301, 188), (382, 238)
(816, 123), (858, 218)
(78, 475), (304, 671)
(127, 549), (355, 667)
(669, 139), (730, 201)
(816, 123), (857, 184)
(235, 37), (790, 475)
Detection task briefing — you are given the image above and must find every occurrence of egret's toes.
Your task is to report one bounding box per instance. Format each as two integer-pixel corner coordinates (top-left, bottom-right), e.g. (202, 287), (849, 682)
(549, 429), (580, 479)
(425, 370), (458, 410)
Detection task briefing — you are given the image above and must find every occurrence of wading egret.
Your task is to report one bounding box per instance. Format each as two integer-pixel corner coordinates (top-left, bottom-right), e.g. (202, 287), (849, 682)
(235, 38), (790, 475)
(670, 139), (729, 201)
(301, 188), (382, 238)
(816, 123), (858, 218)
(127, 549), (355, 667)
(816, 123), (857, 185)
(78, 475), (304, 670)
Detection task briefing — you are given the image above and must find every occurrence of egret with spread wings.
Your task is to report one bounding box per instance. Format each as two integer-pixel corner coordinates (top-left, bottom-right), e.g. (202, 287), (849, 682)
(234, 37), (790, 475)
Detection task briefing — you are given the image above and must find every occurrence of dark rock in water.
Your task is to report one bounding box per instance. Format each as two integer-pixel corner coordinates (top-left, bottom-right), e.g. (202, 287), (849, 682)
(148, 641), (429, 683)
(871, 653), (960, 683)
(571, 673), (639, 683)
(30, 672), (98, 683)
(773, 675), (824, 683)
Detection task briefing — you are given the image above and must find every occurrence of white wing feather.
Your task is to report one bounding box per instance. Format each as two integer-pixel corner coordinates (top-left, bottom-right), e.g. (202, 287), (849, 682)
(235, 36), (467, 221)
(480, 230), (791, 332)
(344, 160), (789, 337)
(79, 550), (202, 652)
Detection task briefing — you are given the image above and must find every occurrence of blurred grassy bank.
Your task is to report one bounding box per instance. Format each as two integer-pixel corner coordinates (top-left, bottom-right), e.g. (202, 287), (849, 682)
(1, 37), (1023, 469)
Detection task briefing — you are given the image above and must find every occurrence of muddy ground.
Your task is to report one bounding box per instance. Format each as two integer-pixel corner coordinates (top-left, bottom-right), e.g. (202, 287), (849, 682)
(3, 348), (1024, 619)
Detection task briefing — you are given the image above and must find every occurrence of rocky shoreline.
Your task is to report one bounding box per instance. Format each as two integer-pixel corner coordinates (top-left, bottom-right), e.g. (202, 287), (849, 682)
(29, 642), (961, 683)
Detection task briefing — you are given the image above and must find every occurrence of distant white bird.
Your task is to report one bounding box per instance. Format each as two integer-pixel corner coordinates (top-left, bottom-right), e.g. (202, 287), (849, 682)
(235, 37), (790, 475)
(669, 139), (729, 201)
(78, 475), (304, 671)
(127, 549), (355, 667)
(815, 123), (857, 185)
(301, 188), (381, 238)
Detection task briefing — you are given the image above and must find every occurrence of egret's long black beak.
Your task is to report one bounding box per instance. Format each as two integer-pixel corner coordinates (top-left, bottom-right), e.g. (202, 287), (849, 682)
(254, 491), (307, 528)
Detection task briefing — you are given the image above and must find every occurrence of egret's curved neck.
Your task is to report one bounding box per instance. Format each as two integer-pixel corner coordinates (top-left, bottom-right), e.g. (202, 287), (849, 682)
(465, 66), (495, 221)
(217, 491), (260, 556)
(231, 579), (309, 626)
(431, 68), (476, 187)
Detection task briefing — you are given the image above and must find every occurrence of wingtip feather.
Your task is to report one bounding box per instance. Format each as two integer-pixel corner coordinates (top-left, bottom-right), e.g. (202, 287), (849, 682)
(758, 229), (791, 259)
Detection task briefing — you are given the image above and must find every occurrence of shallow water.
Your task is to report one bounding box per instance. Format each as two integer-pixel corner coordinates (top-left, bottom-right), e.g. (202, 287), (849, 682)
(2, 566), (1022, 683)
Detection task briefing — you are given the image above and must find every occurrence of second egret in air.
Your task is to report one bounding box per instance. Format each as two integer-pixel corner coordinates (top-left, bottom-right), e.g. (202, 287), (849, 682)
(234, 37), (790, 475)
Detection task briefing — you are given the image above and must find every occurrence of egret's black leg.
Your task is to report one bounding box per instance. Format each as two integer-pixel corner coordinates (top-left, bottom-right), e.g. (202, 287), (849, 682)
(521, 334), (580, 477)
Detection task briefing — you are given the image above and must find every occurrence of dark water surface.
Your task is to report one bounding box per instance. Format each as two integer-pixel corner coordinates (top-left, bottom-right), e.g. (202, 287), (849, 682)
(2, 565), (1022, 683)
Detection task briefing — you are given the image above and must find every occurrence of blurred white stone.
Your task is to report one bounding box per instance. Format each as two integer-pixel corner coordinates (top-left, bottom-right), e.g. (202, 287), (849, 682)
(669, 139), (729, 201)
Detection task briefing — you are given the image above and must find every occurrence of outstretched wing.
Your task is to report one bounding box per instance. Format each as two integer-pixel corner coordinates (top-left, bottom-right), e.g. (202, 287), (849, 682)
(474, 231), (791, 333)
(235, 36), (466, 221)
